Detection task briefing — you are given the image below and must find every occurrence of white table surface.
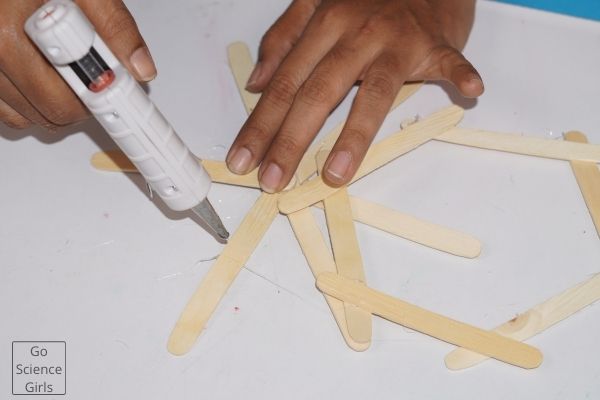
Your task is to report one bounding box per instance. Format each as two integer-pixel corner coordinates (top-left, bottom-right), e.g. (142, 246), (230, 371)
(2, 1), (600, 398)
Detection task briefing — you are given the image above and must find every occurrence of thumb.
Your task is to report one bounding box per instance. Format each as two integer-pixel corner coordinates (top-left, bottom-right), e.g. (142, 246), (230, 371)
(76, 0), (157, 82)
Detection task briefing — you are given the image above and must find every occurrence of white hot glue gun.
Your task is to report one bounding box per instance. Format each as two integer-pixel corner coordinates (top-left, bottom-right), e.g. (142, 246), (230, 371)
(25, 0), (229, 241)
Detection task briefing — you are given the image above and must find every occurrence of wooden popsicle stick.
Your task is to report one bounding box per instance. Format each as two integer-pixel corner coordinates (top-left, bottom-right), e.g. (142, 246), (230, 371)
(228, 40), (370, 349)
(167, 193), (279, 355)
(317, 272), (544, 369)
(323, 189), (373, 345)
(565, 131), (600, 236)
(444, 273), (600, 370)
(318, 152), (372, 345)
(227, 42), (261, 114)
(295, 82), (424, 184)
(288, 208), (370, 351)
(91, 150), (137, 173)
(436, 128), (600, 162)
(314, 196), (481, 258)
(202, 159), (260, 189)
(91, 150), (262, 189)
(279, 105), (464, 214)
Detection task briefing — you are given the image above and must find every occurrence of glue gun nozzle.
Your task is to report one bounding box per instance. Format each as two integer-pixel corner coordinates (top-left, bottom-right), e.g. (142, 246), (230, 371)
(191, 199), (229, 242)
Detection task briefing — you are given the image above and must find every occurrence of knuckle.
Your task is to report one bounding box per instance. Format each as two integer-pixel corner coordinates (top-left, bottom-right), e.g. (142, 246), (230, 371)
(260, 29), (284, 55)
(327, 43), (357, 63)
(273, 133), (301, 156)
(357, 11), (399, 38)
(43, 106), (84, 126)
(433, 45), (460, 61)
(362, 71), (395, 101)
(341, 127), (371, 151)
(298, 75), (333, 106)
(240, 119), (273, 145)
(315, 3), (345, 28)
(264, 73), (300, 107)
(358, 17), (381, 37)
(431, 45), (463, 75)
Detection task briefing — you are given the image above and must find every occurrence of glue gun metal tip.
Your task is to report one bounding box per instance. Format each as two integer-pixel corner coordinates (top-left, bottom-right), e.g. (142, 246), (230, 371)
(191, 198), (229, 242)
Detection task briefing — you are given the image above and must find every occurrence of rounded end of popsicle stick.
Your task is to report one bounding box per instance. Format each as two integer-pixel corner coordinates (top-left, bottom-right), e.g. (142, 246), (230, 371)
(522, 348), (544, 369)
(444, 350), (480, 371)
(564, 131), (587, 143)
(345, 338), (371, 352)
(167, 329), (197, 356)
(226, 41), (248, 55)
(460, 238), (482, 259)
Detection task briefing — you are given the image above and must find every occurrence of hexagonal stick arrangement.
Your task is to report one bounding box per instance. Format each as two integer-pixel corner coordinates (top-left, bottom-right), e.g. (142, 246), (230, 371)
(89, 43), (600, 367)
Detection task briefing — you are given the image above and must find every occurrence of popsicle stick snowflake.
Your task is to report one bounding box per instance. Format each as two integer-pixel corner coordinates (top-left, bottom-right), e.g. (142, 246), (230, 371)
(91, 42), (600, 369)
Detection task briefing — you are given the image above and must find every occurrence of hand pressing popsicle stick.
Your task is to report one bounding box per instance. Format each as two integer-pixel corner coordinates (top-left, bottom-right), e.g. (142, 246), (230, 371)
(294, 82), (424, 184)
(91, 150), (261, 189)
(168, 193), (279, 355)
(315, 196), (481, 258)
(92, 148), (481, 257)
(288, 208), (370, 351)
(279, 105), (464, 214)
(565, 131), (600, 236)
(436, 128), (600, 162)
(227, 41), (425, 186)
(317, 273), (544, 369)
(444, 273), (600, 370)
(228, 41), (364, 351)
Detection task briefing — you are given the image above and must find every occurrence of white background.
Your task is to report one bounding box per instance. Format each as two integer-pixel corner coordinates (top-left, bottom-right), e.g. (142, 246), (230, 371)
(1, 0), (600, 398)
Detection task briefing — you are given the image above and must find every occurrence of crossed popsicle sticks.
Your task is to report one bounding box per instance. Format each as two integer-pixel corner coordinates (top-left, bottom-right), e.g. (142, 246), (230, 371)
(90, 42), (600, 370)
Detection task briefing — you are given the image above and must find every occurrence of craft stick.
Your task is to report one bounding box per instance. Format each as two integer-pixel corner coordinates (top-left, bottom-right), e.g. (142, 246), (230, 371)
(288, 208), (370, 351)
(227, 42), (261, 114)
(91, 150), (137, 172)
(318, 152), (372, 345)
(91, 150), (262, 189)
(436, 128), (600, 162)
(279, 105), (464, 214)
(314, 196), (481, 258)
(323, 190), (373, 345)
(565, 131), (600, 236)
(228, 41), (366, 350)
(317, 273), (543, 369)
(168, 193), (279, 355)
(445, 273), (600, 370)
(295, 82), (424, 183)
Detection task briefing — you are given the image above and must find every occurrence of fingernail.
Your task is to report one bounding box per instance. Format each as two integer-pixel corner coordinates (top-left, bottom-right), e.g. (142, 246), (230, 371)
(260, 163), (283, 193)
(227, 147), (253, 174)
(326, 151), (352, 182)
(245, 62), (263, 91)
(130, 47), (157, 82)
(465, 73), (484, 95)
(468, 72), (483, 84)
